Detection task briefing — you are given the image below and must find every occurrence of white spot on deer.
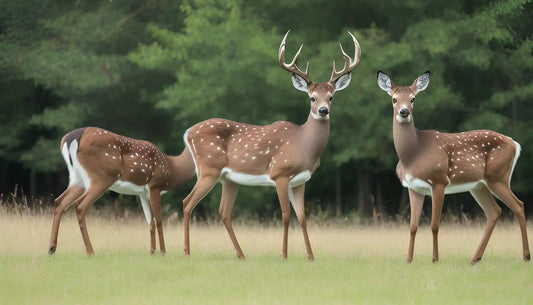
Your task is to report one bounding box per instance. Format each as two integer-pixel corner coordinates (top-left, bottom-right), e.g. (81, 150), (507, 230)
(436, 135), (439, 139)
(210, 125), (214, 128)
(210, 142), (214, 146)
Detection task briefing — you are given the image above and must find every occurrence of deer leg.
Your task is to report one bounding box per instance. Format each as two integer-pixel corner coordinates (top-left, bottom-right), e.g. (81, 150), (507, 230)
(469, 185), (502, 264)
(275, 177), (291, 259)
(182, 174), (219, 256)
(218, 179), (244, 259)
(139, 194), (156, 254)
(289, 183), (314, 260)
(430, 184), (445, 263)
(487, 182), (530, 261)
(407, 189), (424, 263)
(74, 182), (111, 255)
(49, 185), (85, 254)
(150, 216), (156, 254)
(149, 190), (165, 254)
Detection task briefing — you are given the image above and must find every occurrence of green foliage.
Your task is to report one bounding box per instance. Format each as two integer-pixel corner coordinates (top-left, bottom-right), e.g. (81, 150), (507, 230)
(1, 0), (533, 218)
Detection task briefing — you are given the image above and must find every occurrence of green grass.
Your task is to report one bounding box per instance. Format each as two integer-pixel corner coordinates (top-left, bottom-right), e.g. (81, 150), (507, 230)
(1, 213), (532, 305)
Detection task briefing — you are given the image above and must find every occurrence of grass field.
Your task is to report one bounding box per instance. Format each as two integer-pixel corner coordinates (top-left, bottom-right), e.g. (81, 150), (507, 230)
(1, 211), (532, 305)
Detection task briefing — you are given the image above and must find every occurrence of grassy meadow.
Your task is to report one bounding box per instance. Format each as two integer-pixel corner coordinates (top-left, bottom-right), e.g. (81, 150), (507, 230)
(0, 209), (532, 305)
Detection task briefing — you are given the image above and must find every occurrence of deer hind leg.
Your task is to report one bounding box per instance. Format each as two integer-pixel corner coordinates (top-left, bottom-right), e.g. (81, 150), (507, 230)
(218, 179), (244, 259)
(149, 190), (165, 254)
(407, 189), (424, 263)
(74, 181), (112, 255)
(49, 184), (85, 254)
(289, 183), (314, 261)
(430, 184), (445, 263)
(487, 181), (530, 261)
(274, 177), (291, 259)
(469, 185), (502, 264)
(182, 173), (219, 256)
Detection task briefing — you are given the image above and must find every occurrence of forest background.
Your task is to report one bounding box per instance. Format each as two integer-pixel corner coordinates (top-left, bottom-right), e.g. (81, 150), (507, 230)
(1, 0), (532, 223)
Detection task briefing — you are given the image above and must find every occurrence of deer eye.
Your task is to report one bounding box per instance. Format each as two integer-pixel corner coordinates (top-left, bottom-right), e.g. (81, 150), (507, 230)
(310, 97), (316, 102)
(329, 96), (333, 101)
(411, 98), (415, 103)
(392, 98), (397, 104)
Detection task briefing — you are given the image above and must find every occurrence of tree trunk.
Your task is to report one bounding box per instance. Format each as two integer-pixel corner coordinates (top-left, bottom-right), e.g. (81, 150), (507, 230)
(335, 166), (342, 217)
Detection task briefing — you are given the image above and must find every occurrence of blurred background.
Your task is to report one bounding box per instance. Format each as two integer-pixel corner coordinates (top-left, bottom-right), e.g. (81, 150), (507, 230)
(1, 0), (532, 223)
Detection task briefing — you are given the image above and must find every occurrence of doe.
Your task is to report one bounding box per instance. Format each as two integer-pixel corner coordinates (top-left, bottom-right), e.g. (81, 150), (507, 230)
(377, 71), (530, 264)
(49, 127), (195, 255)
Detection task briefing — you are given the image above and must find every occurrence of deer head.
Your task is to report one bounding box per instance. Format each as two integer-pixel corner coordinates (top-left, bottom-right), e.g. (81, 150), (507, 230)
(279, 30), (361, 121)
(377, 71), (430, 123)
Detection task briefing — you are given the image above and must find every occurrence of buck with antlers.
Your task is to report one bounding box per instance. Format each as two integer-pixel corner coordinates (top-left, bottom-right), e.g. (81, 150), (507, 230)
(49, 127), (195, 255)
(181, 31), (360, 260)
(377, 71), (530, 264)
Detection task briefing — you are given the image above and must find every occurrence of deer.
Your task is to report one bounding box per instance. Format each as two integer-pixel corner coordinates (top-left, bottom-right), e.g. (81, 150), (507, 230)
(49, 127), (195, 255)
(377, 70), (530, 264)
(180, 31), (360, 260)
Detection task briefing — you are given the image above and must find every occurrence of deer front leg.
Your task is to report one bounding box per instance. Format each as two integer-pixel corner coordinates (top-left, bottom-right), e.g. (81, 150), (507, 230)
(139, 194), (156, 254)
(407, 189), (424, 263)
(149, 189), (165, 254)
(219, 179), (244, 259)
(430, 184), (445, 263)
(275, 177), (291, 259)
(289, 183), (314, 260)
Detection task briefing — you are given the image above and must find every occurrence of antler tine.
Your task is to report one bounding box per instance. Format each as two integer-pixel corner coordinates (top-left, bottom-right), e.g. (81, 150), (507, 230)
(278, 30), (311, 84)
(329, 31), (361, 83)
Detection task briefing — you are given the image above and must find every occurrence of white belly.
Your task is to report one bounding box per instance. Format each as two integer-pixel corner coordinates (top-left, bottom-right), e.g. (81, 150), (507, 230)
(402, 174), (486, 196)
(109, 180), (149, 195)
(221, 168), (312, 188)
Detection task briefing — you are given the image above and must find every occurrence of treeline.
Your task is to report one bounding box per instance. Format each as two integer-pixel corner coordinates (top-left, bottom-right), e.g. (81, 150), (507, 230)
(1, 0), (532, 221)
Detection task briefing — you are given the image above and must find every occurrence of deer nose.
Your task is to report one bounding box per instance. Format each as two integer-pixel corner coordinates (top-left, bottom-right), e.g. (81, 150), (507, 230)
(318, 107), (329, 116)
(399, 108), (410, 118)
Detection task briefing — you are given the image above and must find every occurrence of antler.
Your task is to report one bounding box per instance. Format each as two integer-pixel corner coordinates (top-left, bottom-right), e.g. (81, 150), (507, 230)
(278, 30), (311, 84)
(329, 32), (361, 84)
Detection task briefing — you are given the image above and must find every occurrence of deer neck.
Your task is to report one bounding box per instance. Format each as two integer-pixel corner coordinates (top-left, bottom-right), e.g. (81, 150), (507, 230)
(299, 112), (330, 162)
(164, 147), (195, 189)
(393, 117), (419, 166)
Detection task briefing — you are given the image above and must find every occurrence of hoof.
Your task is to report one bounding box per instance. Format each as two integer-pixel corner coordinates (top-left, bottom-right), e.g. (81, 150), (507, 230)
(48, 248), (56, 255)
(525, 254), (531, 262)
(470, 257), (482, 265)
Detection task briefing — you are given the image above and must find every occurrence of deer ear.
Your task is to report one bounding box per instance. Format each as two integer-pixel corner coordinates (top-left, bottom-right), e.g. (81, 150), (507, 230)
(413, 71), (430, 93)
(377, 71), (393, 96)
(334, 73), (351, 91)
(291, 74), (308, 92)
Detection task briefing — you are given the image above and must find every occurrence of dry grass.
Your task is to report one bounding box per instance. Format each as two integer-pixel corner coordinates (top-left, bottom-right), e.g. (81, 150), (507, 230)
(1, 208), (532, 305)
(0, 208), (529, 259)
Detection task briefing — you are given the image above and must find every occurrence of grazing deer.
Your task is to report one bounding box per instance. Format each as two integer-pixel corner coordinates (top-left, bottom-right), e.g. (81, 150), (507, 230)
(49, 127), (195, 255)
(181, 31), (361, 260)
(377, 71), (530, 264)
